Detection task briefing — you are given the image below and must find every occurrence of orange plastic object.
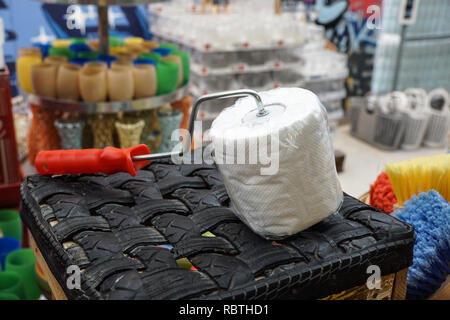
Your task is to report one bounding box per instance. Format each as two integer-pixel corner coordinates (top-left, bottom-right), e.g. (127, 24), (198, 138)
(35, 144), (150, 176)
(27, 104), (61, 165)
(171, 95), (192, 131)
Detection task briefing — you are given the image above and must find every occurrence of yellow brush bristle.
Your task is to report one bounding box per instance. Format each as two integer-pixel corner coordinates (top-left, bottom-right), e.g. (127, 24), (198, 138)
(386, 154), (450, 205)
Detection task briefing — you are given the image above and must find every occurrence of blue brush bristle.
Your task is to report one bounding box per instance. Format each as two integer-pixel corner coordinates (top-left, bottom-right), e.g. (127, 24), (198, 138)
(396, 190), (450, 299)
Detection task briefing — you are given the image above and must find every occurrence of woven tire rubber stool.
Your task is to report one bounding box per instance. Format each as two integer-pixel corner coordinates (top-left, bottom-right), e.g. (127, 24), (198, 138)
(20, 154), (414, 300)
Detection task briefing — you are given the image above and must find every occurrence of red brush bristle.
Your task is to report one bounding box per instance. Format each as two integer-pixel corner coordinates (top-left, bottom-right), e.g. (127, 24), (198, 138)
(370, 172), (397, 214)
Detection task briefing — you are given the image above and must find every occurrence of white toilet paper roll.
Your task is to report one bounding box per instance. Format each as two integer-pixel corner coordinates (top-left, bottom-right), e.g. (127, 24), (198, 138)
(209, 87), (343, 239)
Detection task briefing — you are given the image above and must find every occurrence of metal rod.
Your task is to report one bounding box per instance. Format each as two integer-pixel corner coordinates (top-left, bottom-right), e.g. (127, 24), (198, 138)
(188, 89), (266, 136)
(131, 89), (266, 162)
(98, 5), (109, 56)
(392, 25), (407, 91)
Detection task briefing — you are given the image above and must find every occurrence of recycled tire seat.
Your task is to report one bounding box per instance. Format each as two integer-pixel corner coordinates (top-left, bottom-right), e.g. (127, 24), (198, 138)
(20, 152), (414, 300)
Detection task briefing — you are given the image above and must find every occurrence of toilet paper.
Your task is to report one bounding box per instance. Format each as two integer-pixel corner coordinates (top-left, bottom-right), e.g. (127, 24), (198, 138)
(209, 88), (343, 239)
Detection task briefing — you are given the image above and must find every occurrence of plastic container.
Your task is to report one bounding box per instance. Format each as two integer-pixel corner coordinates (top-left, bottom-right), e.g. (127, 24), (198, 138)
(374, 113), (405, 149)
(56, 63), (81, 100)
(0, 292), (20, 300)
(133, 64), (157, 98)
(71, 37), (87, 44)
(69, 43), (92, 54)
(16, 48), (42, 93)
(52, 39), (72, 48)
(31, 62), (57, 98)
(0, 271), (25, 300)
(0, 209), (22, 241)
(349, 97), (363, 134)
(107, 67), (134, 101)
(0, 237), (20, 270)
(423, 88), (450, 147)
(349, 95), (381, 146)
(95, 54), (118, 67)
(401, 113), (429, 150)
(134, 58), (156, 66)
(78, 51), (98, 60)
(140, 52), (161, 62)
(79, 66), (107, 102)
(48, 47), (75, 60)
(5, 249), (40, 300)
(109, 36), (123, 47)
(159, 43), (179, 51)
(157, 109), (183, 153)
(155, 60), (179, 95)
(124, 37), (143, 46)
(54, 119), (84, 150)
(32, 43), (51, 58)
(401, 88), (430, 150)
(171, 50), (190, 85)
(69, 57), (91, 66)
(153, 48), (172, 57)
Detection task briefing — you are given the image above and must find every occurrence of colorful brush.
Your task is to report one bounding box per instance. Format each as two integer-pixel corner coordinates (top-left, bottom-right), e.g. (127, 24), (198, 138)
(369, 172), (397, 214)
(385, 154), (449, 206)
(396, 191), (450, 299)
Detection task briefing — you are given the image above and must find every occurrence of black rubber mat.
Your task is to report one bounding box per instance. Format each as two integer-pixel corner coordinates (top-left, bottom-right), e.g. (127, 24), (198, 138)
(20, 153), (415, 300)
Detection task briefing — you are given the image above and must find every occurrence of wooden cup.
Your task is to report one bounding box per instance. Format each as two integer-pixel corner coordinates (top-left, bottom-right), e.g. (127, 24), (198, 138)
(18, 47), (42, 58)
(133, 64), (157, 98)
(107, 67), (134, 101)
(111, 60), (134, 70)
(56, 63), (81, 101)
(31, 63), (57, 98)
(83, 61), (107, 72)
(79, 66), (107, 102)
(44, 56), (68, 68)
(116, 52), (138, 63)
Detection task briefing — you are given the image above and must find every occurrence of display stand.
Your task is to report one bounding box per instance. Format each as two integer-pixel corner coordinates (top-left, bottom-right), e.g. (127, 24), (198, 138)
(35, 0), (168, 55)
(31, 0), (181, 110)
(27, 0), (189, 157)
(27, 85), (189, 114)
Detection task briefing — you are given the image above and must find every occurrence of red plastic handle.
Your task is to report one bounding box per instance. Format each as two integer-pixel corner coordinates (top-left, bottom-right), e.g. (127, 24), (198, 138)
(35, 144), (150, 176)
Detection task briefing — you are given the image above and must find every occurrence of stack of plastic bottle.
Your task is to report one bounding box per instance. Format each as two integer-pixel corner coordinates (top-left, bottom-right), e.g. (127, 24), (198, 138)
(149, 0), (347, 129)
(17, 36), (190, 102)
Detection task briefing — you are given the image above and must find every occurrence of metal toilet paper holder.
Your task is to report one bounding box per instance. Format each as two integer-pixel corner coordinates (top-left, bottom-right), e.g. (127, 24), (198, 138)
(132, 89), (269, 162)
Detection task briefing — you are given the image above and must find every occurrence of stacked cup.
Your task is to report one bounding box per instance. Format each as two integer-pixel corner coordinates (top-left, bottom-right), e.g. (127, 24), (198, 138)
(0, 210), (40, 300)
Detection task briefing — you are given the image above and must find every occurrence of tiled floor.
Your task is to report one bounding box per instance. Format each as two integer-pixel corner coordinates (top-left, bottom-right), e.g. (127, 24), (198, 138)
(332, 125), (448, 198)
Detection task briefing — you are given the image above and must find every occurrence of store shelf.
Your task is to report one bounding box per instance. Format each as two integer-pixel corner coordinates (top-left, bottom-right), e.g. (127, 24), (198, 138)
(301, 70), (349, 83)
(34, 0), (168, 5)
(317, 89), (347, 102)
(191, 61), (303, 77)
(26, 85), (189, 114)
(151, 30), (303, 53)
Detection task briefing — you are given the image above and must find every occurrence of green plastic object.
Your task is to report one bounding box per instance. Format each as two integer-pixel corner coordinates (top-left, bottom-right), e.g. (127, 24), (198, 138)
(155, 60), (179, 96)
(0, 292), (20, 300)
(78, 51), (99, 60)
(140, 52), (161, 62)
(0, 271), (25, 300)
(71, 37), (87, 44)
(48, 47), (75, 60)
(109, 36), (123, 47)
(0, 209), (22, 241)
(5, 249), (40, 300)
(172, 50), (190, 85)
(159, 43), (179, 52)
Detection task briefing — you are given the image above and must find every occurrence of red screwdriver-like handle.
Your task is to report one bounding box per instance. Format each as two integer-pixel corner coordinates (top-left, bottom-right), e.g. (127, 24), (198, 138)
(35, 144), (151, 176)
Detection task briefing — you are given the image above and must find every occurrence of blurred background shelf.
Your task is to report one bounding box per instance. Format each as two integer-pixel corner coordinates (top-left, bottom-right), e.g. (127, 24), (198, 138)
(34, 0), (168, 5)
(26, 84), (189, 114)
